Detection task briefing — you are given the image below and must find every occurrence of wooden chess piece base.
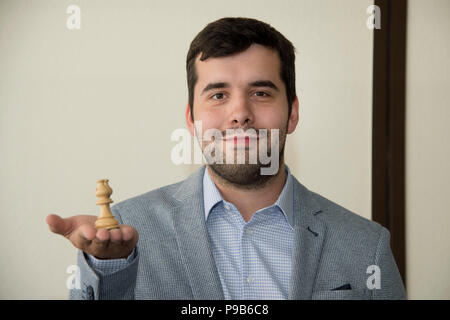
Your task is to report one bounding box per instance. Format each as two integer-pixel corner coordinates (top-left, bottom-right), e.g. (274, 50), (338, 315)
(95, 216), (119, 230)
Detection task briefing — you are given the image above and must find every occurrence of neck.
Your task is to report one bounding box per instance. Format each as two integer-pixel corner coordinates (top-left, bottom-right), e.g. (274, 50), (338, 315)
(206, 163), (287, 222)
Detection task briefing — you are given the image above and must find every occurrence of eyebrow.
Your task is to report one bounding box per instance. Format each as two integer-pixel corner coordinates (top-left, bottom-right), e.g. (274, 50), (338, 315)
(200, 80), (279, 96)
(249, 80), (279, 91)
(201, 82), (229, 96)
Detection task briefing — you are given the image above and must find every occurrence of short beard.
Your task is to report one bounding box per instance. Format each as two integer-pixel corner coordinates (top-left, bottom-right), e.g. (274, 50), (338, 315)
(208, 140), (286, 190)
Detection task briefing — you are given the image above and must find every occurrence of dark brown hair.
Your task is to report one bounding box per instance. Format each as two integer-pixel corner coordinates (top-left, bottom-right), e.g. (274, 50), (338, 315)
(186, 17), (296, 120)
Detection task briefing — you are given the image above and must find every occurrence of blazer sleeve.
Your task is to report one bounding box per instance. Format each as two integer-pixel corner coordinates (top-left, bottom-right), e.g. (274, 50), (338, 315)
(372, 226), (407, 300)
(69, 205), (139, 300)
(69, 248), (139, 300)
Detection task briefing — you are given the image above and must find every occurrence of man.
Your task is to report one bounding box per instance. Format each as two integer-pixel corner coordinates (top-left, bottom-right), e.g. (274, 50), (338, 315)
(46, 17), (406, 300)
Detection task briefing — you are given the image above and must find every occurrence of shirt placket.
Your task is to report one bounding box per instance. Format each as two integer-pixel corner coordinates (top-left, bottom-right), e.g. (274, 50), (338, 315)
(241, 220), (255, 299)
(224, 202), (245, 300)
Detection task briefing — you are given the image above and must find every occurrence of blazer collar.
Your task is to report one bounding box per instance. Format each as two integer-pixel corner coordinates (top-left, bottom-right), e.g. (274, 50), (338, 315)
(288, 176), (326, 299)
(171, 166), (225, 299)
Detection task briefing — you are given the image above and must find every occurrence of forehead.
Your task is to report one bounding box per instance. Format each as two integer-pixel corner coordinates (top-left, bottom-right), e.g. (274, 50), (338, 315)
(194, 44), (282, 89)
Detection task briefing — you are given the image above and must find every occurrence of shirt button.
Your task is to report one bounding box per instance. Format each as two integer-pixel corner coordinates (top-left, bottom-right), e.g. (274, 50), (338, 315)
(247, 276), (254, 283)
(245, 228), (253, 236)
(224, 203), (231, 211)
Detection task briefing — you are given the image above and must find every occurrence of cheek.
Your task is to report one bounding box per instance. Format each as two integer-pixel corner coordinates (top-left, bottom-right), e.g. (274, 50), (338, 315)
(193, 109), (224, 133)
(254, 108), (288, 130)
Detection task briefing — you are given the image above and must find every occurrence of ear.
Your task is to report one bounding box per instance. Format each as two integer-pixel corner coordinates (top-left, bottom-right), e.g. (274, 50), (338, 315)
(185, 102), (195, 136)
(287, 96), (299, 134)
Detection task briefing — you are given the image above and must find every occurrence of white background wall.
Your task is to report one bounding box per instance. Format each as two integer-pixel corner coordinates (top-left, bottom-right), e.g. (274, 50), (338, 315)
(405, 0), (450, 300)
(1, 0), (375, 299)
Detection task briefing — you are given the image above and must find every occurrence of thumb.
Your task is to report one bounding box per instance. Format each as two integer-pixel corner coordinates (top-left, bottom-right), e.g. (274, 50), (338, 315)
(46, 214), (73, 237)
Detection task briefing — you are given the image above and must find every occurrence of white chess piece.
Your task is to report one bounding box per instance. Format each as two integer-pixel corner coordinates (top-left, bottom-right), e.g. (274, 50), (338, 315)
(94, 179), (119, 230)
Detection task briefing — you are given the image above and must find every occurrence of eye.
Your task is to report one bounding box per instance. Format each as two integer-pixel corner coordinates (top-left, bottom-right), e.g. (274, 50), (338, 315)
(254, 91), (270, 97)
(211, 93), (226, 100)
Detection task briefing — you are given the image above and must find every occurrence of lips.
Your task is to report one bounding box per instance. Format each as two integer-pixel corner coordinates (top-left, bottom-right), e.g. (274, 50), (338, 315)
(223, 135), (259, 146)
(223, 134), (258, 140)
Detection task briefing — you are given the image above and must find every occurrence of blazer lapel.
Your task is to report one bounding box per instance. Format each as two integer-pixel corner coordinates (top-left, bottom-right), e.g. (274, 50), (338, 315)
(171, 167), (225, 300)
(289, 178), (327, 299)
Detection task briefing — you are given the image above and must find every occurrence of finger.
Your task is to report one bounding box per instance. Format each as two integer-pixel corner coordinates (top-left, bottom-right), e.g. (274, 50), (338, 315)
(109, 228), (123, 245)
(96, 228), (110, 241)
(79, 224), (97, 241)
(46, 214), (73, 237)
(120, 226), (136, 242)
(69, 224), (96, 249)
(90, 228), (110, 253)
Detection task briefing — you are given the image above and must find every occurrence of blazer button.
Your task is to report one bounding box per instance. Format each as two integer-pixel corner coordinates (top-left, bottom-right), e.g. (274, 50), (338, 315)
(86, 285), (94, 300)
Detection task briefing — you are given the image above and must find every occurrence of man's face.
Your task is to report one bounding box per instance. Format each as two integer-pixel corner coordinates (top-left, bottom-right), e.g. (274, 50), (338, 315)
(186, 44), (299, 188)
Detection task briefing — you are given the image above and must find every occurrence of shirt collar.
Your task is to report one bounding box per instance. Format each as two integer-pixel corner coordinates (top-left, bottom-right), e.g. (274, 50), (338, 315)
(202, 166), (294, 227)
(203, 167), (225, 220)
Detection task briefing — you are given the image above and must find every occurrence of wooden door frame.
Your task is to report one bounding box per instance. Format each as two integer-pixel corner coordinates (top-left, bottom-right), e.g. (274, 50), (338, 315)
(372, 0), (407, 286)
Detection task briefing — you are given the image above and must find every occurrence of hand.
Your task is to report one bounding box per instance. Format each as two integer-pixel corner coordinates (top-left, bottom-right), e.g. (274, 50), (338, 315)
(46, 214), (139, 259)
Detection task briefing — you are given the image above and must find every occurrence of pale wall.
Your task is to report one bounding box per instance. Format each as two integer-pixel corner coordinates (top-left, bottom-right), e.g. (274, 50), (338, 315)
(0, 0), (373, 299)
(405, 0), (450, 300)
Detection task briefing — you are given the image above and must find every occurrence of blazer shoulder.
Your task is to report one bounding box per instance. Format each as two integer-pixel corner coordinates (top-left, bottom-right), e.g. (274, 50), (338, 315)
(109, 167), (205, 223)
(111, 179), (184, 217)
(309, 189), (385, 241)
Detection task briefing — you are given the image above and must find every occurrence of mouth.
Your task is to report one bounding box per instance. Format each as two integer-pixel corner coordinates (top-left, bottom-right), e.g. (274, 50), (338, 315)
(223, 135), (259, 147)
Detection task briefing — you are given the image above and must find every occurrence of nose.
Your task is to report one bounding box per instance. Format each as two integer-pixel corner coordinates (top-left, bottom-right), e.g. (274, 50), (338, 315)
(229, 94), (254, 128)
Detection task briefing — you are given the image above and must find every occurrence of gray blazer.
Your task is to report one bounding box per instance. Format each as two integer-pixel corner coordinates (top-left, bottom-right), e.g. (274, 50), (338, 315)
(70, 166), (406, 300)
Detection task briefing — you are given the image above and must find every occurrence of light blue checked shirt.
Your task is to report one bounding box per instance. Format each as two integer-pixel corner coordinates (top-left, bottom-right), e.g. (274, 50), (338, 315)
(87, 167), (294, 300)
(203, 167), (294, 300)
